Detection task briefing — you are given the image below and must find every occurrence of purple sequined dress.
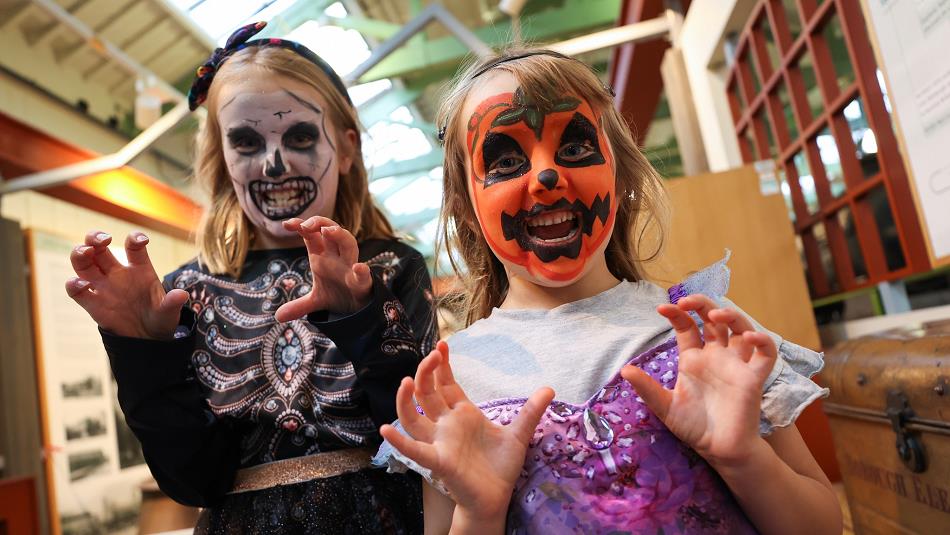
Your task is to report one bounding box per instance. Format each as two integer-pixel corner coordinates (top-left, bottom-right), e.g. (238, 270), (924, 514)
(479, 336), (757, 533)
(375, 255), (827, 534)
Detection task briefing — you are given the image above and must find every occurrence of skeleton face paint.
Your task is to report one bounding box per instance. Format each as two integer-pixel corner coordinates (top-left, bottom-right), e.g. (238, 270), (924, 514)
(466, 87), (616, 284)
(217, 78), (344, 244)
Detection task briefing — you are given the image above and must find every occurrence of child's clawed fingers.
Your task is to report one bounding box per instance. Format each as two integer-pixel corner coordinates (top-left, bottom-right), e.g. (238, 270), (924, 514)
(380, 416), (439, 471)
(431, 341), (468, 407)
(85, 230), (122, 273)
(512, 386), (555, 444)
(657, 293), (779, 374)
(676, 295), (728, 345)
(391, 377), (434, 442)
(320, 224), (358, 262)
(742, 330), (779, 377)
(657, 303), (702, 351)
(278, 216), (373, 318)
(708, 308), (755, 361)
(124, 232), (155, 269)
(414, 350), (451, 418)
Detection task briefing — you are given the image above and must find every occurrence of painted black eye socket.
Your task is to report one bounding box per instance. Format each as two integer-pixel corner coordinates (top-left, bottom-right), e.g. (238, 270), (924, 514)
(489, 152), (528, 175)
(482, 132), (530, 187)
(555, 112), (605, 168)
(283, 122), (320, 151)
(558, 141), (596, 162)
(227, 127), (264, 155)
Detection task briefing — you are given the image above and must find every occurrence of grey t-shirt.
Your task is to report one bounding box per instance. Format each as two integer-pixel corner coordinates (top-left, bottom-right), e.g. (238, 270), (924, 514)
(374, 256), (829, 487)
(445, 257), (828, 435)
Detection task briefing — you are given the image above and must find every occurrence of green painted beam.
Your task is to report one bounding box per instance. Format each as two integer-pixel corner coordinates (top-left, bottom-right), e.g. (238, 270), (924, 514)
(368, 118), (438, 137)
(326, 15), (402, 40)
(370, 151), (443, 179)
(257, 0), (334, 38)
(358, 88), (423, 126)
(357, 0), (621, 83)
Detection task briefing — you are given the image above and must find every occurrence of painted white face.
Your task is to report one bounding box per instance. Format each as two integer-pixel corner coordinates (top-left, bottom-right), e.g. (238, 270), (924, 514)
(216, 77), (350, 243)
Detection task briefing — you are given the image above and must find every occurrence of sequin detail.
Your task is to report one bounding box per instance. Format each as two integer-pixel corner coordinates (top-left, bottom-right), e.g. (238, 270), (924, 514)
(478, 340), (759, 534)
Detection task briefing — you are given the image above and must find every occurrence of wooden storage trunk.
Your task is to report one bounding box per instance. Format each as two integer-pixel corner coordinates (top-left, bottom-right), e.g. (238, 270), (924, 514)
(822, 319), (950, 534)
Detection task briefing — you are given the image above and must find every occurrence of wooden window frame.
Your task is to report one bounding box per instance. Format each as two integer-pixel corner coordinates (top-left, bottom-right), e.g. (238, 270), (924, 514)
(725, 0), (930, 299)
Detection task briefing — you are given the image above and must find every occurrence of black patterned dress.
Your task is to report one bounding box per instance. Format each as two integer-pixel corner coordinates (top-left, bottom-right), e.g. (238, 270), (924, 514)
(102, 239), (437, 534)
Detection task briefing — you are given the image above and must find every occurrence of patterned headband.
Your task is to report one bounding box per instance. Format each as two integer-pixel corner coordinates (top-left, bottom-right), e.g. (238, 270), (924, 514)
(187, 21), (352, 111)
(437, 50), (615, 142)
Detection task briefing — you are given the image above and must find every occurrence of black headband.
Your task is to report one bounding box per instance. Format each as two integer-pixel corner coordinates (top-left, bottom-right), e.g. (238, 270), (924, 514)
(437, 50), (615, 142)
(187, 21), (352, 111)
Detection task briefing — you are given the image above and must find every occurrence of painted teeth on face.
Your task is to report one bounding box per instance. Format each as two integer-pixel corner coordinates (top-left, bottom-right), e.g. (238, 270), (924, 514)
(249, 177), (319, 219)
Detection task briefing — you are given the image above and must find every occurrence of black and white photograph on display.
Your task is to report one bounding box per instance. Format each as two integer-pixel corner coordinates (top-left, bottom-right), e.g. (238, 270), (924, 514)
(64, 411), (108, 441)
(61, 375), (103, 399)
(67, 449), (110, 482)
(29, 232), (156, 535)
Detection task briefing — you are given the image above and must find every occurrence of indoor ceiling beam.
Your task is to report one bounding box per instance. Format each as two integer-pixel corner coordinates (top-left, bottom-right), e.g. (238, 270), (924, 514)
(255, 0), (335, 38)
(325, 15), (401, 40)
(370, 151), (442, 180)
(28, 0), (184, 103)
(0, 99), (192, 195)
(0, 1), (34, 29)
(344, 3), (492, 85)
(354, 0), (621, 83)
(358, 88), (423, 127)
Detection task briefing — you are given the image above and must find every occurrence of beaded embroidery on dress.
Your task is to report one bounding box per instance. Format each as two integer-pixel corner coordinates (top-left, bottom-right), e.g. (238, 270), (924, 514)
(171, 249), (418, 466)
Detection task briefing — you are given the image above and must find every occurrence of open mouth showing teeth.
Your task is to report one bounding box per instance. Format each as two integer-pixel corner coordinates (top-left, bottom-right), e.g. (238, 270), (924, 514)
(525, 210), (580, 244)
(249, 177), (318, 220)
(501, 194), (611, 262)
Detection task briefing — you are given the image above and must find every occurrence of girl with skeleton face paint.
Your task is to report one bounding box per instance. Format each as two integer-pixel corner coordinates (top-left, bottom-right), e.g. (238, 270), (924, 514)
(218, 81), (345, 246)
(65, 22), (435, 534)
(377, 50), (841, 535)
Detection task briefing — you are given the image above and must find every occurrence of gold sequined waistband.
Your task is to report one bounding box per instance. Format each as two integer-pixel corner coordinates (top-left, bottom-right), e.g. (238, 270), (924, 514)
(229, 448), (375, 494)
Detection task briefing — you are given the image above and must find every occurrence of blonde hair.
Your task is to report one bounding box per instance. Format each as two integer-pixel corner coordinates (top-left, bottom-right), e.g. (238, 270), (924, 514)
(193, 46), (395, 277)
(437, 48), (668, 326)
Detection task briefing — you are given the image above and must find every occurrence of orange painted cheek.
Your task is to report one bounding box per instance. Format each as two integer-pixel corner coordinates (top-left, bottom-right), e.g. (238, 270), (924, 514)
(473, 178), (530, 263)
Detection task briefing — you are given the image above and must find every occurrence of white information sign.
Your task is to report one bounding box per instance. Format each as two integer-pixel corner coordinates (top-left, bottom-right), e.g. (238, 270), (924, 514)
(862, 0), (950, 264)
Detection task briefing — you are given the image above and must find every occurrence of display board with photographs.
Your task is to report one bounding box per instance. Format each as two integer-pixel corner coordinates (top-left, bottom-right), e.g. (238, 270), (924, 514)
(26, 231), (151, 535)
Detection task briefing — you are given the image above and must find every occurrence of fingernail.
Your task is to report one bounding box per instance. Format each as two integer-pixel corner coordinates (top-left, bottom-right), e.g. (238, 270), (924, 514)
(300, 219), (316, 229)
(75, 279), (89, 290)
(78, 245), (93, 254)
(136, 234), (149, 243)
(96, 232), (111, 243)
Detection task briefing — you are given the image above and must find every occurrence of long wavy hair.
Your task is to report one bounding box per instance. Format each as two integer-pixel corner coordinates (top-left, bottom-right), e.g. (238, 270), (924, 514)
(437, 48), (668, 326)
(193, 46), (394, 277)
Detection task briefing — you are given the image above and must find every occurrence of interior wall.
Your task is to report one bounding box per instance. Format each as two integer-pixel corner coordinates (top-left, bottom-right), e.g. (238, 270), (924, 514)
(679, 0), (756, 171)
(0, 191), (195, 277)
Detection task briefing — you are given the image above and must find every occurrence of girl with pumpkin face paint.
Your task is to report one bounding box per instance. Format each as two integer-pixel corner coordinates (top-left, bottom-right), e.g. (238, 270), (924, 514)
(376, 50), (842, 535)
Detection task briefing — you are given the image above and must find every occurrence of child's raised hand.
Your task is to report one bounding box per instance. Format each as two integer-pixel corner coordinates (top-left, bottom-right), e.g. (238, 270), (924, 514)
(621, 295), (777, 470)
(275, 216), (373, 322)
(380, 341), (555, 520)
(65, 231), (189, 340)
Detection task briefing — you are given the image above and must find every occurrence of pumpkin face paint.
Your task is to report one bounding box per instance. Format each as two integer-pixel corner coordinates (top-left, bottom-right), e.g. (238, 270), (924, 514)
(466, 87), (616, 284)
